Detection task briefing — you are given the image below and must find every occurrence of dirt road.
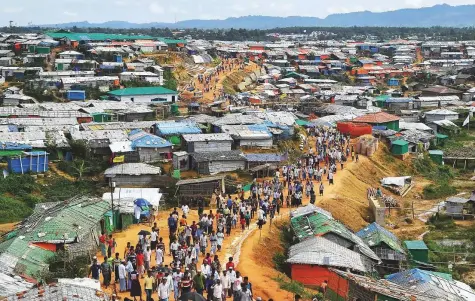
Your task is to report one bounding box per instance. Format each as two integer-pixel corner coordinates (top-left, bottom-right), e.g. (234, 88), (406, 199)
(186, 59), (259, 103)
(236, 158), (361, 300)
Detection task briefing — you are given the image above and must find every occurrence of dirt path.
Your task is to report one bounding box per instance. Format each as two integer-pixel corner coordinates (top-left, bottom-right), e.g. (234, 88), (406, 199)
(98, 200), (257, 300)
(237, 158), (362, 300)
(185, 60), (259, 103)
(49, 163), (76, 182)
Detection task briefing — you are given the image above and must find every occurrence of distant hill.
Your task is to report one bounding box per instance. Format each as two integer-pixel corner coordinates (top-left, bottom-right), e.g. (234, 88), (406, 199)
(41, 4), (475, 29)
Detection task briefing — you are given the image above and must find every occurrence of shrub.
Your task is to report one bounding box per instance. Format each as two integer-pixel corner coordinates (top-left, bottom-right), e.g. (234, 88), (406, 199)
(0, 196), (33, 223)
(272, 252), (289, 274)
(427, 213), (456, 230)
(423, 182), (456, 199)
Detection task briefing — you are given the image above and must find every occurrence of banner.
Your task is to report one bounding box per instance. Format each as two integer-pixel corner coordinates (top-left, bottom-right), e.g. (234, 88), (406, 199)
(113, 155), (125, 163)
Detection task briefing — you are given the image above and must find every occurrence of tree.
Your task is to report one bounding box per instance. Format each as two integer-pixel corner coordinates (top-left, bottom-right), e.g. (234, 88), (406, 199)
(71, 160), (90, 180)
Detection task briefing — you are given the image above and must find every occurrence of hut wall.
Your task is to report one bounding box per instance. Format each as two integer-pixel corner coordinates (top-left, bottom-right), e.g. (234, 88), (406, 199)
(208, 160), (245, 174)
(290, 264), (330, 287)
(137, 147), (172, 163)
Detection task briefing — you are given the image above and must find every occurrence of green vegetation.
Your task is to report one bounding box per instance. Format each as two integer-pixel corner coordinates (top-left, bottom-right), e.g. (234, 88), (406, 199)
(425, 214), (475, 281)
(39, 252), (90, 283)
(163, 69), (178, 91)
(0, 174), (100, 223)
(0, 196), (33, 224)
(413, 155), (456, 199)
(274, 275), (323, 300)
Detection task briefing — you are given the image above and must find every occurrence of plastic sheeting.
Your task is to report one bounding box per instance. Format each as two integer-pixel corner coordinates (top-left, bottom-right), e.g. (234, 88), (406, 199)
(380, 176), (411, 187)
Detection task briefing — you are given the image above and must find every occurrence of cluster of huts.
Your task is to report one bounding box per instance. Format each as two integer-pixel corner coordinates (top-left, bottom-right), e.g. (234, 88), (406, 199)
(286, 204), (475, 300)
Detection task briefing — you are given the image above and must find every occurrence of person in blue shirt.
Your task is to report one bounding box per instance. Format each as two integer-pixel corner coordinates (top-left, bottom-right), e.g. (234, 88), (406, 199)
(168, 213), (177, 233)
(89, 256), (101, 280)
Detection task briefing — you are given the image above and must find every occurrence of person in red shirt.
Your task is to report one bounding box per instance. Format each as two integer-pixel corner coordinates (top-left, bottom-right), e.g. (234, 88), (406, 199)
(99, 233), (107, 257)
(225, 257), (235, 270)
(136, 250), (145, 278)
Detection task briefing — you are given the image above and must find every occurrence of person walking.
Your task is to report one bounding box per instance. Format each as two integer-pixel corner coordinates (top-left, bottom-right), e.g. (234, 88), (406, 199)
(118, 260), (127, 292)
(144, 270), (154, 301)
(89, 256), (101, 281)
(130, 269), (142, 301)
(193, 269), (206, 295)
(158, 277), (171, 301)
(319, 182), (324, 196)
(212, 279), (223, 301)
(101, 256), (112, 288)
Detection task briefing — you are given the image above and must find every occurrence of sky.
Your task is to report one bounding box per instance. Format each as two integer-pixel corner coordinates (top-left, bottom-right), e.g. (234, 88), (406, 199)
(2, 0), (475, 25)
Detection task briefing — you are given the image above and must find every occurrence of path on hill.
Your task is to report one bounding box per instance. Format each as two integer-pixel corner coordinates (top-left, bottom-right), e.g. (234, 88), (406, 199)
(183, 60), (259, 103)
(236, 158), (360, 300)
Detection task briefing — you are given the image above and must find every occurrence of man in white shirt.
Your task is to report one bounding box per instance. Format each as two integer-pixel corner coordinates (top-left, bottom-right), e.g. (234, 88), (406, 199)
(156, 247), (164, 266)
(221, 270), (231, 298)
(144, 247), (152, 271)
(201, 261), (211, 278)
(158, 277), (170, 301)
(212, 279), (223, 301)
(118, 260), (127, 292)
(181, 204), (190, 217)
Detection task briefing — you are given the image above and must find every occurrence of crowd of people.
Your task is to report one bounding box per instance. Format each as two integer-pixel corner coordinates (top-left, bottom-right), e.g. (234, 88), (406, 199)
(90, 127), (356, 301)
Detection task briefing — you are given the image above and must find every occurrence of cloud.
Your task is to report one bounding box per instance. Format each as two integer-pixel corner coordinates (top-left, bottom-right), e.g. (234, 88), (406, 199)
(3, 7), (23, 13)
(63, 11), (78, 16)
(149, 2), (164, 14)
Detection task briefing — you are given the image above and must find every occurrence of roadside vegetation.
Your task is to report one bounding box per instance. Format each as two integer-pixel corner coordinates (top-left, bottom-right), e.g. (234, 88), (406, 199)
(425, 214), (475, 283)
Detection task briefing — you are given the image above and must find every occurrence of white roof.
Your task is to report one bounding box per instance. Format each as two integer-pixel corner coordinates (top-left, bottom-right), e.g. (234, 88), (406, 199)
(109, 141), (133, 153)
(399, 122), (432, 131)
(425, 109), (459, 115)
(104, 163), (162, 176)
(182, 133), (233, 142)
(286, 236), (369, 272)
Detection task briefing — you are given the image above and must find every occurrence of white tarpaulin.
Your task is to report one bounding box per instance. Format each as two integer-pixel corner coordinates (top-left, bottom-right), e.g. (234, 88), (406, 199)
(58, 278), (101, 290)
(380, 176), (411, 187)
(102, 187), (163, 209)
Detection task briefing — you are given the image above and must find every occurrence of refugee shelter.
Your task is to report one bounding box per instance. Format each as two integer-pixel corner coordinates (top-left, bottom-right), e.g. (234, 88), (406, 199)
(356, 223), (406, 273)
(182, 133), (233, 153)
(352, 112), (401, 131)
(326, 269), (433, 301)
(107, 87), (178, 103)
(386, 269), (475, 301)
(286, 236), (371, 287)
(190, 150), (246, 175)
(404, 240), (429, 263)
(104, 163), (162, 186)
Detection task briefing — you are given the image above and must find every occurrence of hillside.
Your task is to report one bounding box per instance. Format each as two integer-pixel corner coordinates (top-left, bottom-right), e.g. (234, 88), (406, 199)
(40, 4), (475, 29)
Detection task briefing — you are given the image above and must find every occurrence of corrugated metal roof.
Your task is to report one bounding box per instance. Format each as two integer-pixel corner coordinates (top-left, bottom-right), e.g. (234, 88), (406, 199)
(0, 238), (54, 277)
(356, 222), (406, 255)
(5, 282), (110, 301)
(286, 237), (369, 272)
(155, 122), (201, 136)
(129, 130), (172, 148)
(243, 153), (283, 162)
(386, 269), (474, 301)
(108, 87), (177, 96)
(404, 240), (428, 250)
(191, 150), (245, 163)
(330, 269), (434, 301)
(212, 113), (264, 126)
(291, 210), (379, 261)
(19, 198), (110, 244)
(182, 133), (233, 142)
(353, 112), (400, 124)
(104, 163), (161, 176)
(290, 204), (332, 219)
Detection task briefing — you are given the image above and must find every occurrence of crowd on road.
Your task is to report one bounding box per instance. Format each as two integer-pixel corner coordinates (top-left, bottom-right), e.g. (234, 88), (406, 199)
(89, 127), (356, 301)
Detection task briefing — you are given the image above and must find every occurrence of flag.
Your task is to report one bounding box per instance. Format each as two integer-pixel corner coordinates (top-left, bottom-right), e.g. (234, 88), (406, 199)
(113, 155), (125, 163)
(463, 115), (470, 127)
